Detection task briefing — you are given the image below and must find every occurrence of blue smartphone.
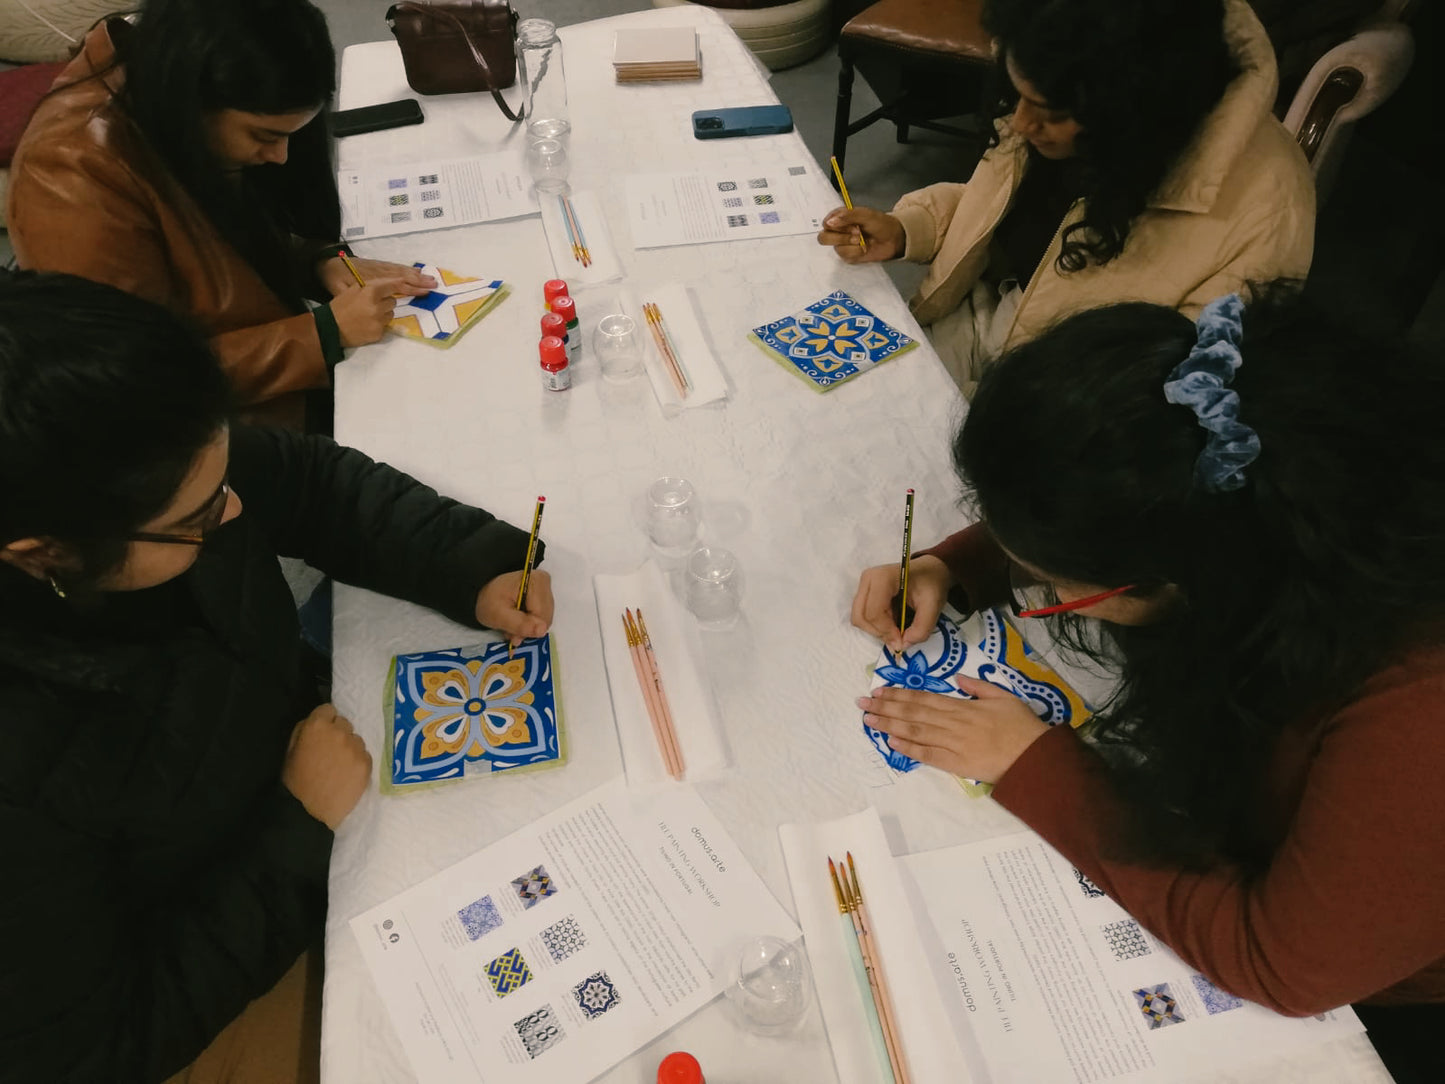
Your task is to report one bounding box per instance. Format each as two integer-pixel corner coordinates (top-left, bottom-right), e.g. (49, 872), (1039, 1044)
(692, 105), (794, 139)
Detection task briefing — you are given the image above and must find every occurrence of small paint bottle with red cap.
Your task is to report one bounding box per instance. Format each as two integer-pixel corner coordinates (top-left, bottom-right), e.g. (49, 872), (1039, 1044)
(541, 311), (569, 357)
(543, 278), (570, 310)
(538, 334), (570, 391)
(657, 1051), (704, 1084)
(550, 295), (581, 363)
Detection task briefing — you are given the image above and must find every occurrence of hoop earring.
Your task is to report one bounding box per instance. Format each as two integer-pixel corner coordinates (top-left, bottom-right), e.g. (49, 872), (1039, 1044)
(48, 574), (67, 599)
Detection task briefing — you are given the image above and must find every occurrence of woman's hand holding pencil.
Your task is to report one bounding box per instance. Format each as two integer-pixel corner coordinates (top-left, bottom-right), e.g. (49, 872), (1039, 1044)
(852, 555), (951, 653)
(318, 254), (436, 298)
(475, 569), (554, 643)
(816, 206), (906, 264)
(476, 496), (553, 648)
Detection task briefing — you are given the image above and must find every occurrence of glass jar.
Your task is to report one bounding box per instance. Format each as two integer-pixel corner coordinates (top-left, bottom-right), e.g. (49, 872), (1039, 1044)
(517, 18), (570, 141)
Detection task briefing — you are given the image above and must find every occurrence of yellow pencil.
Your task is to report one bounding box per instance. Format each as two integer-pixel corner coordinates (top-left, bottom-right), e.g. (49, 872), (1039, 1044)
(337, 250), (367, 287)
(829, 155), (868, 254)
(510, 496), (546, 659)
(898, 488), (915, 637)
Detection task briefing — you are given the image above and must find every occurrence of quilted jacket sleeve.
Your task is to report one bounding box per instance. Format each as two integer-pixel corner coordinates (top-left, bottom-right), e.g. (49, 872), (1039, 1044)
(229, 427), (540, 628)
(0, 765), (332, 1083)
(892, 181), (969, 264)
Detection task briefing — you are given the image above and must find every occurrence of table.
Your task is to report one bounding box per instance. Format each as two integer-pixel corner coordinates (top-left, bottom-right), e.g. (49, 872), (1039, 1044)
(322, 8), (1391, 1083)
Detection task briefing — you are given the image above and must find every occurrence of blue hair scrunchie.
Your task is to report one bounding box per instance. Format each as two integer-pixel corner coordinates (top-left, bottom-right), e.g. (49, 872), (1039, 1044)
(1163, 294), (1261, 493)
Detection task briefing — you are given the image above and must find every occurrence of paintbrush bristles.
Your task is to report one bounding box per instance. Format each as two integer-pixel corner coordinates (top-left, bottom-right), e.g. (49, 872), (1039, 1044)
(847, 851), (864, 904)
(827, 857), (849, 914)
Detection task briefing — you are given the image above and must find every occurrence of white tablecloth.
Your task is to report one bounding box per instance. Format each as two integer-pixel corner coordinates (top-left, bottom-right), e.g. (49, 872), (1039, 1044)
(322, 8), (1390, 1083)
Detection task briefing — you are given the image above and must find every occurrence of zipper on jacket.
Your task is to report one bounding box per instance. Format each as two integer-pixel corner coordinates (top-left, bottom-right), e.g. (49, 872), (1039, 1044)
(1001, 198), (1082, 353)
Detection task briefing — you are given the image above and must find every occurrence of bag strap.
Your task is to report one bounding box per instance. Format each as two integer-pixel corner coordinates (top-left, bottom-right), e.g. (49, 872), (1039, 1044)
(387, 1), (524, 122)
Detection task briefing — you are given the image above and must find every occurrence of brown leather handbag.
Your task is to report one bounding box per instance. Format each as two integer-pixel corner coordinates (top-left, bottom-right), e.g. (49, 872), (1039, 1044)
(385, 0), (524, 121)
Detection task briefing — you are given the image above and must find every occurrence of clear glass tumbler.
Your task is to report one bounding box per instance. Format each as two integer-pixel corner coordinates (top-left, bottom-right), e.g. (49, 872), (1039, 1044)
(724, 936), (812, 1035)
(518, 18), (570, 141)
(525, 137), (569, 194)
(684, 545), (742, 629)
(593, 314), (644, 382)
(646, 477), (700, 556)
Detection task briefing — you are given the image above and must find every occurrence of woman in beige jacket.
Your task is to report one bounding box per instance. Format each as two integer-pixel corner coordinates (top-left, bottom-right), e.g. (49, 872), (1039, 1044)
(819, 0), (1315, 395)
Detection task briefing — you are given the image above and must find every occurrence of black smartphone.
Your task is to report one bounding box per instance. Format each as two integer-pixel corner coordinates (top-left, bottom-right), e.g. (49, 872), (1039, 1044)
(332, 98), (425, 138)
(692, 105), (794, 139)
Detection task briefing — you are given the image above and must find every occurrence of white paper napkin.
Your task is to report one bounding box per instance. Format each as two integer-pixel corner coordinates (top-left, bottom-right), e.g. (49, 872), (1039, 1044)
(779, 808), (975, 1084)
(616, 282), (728, 413)
(594, 561), (729, 785)
(539, 189), (624, 285)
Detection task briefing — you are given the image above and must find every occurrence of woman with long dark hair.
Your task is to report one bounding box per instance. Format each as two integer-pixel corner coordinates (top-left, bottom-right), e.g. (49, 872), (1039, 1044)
(0, 272), (551, 1082)
(818, 0), (1316, 396)
(850, 286), (1445, 1080)
(6, 0), (433, 428)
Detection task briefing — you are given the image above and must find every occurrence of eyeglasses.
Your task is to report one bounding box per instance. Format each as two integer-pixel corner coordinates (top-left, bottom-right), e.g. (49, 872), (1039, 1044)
(1007, 562), (1136, 619)
(126, 483), (231, 547)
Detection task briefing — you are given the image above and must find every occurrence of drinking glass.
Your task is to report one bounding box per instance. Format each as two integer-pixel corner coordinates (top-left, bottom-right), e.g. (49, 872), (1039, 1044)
(724, 936), (812, 1035)
(525, 137), (569, 194)
(646, 477), (700, 556)
(684, 545), (742, 629)
(518, 18), (570, 141)
(594, 314), (644, 382)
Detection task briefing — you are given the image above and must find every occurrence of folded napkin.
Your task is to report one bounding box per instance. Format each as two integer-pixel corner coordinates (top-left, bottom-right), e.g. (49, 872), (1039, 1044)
(594, 561), (729, 785)
(779, 808), (974, 1084)
(616, 282), (727, 413)
(540, 189), (623, 285)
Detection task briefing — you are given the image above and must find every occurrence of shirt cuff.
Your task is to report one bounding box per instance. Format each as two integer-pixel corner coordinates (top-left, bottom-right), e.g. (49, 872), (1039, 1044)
(919, 523), (1012, 614)
(991, 723), (1123, 854)
(892, 202), (939, 263)
(312, 305), (344, 370)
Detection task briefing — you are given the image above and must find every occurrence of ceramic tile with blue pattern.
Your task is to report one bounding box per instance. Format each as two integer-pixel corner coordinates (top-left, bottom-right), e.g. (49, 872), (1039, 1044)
(384, 637), (565, 790)
(749, 290), (917, 391)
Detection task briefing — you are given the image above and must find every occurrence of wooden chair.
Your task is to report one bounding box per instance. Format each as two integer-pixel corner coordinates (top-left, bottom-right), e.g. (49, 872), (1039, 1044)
(1277, 0), (1416, 204)
(830, 0), (994, 177)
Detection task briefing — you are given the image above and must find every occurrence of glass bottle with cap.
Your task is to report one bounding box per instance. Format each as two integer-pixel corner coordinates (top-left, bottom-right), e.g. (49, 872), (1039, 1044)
(517, 19), (569, 141)
(541, 311), (569, 356)
(550, 295), (581, 361)
(657, 1051), (704, 1084)
(538, 335), (570, 391)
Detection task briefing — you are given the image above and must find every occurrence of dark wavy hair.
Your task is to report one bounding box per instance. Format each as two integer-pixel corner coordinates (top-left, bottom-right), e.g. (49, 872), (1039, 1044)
(115, 0), (339, 307)
(981, 0), (1239, 273)
(0, 272), (233, 587)
(955, 285), (1445, 867)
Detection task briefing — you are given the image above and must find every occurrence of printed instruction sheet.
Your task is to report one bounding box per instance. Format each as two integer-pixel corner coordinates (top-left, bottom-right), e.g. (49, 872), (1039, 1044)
(339, 152), (536, 240)
(625, 161), (824, 248)
(351, 780), (799, 1083)
(901, 833), (1364, 1083)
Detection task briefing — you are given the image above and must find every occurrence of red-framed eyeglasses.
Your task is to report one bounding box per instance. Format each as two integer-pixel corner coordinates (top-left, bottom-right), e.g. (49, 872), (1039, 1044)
(1007, 563), (1137, 619)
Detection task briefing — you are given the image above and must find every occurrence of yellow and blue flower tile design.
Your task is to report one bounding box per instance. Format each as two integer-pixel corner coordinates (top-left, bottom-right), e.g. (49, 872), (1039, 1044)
(385, 638), (564, 788)
(866, 608), (1090, 793)
(750, 290), (917, 391)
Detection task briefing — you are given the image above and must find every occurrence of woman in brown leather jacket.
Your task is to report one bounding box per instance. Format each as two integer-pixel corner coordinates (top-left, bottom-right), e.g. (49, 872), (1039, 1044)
(6, 0), (434, 429)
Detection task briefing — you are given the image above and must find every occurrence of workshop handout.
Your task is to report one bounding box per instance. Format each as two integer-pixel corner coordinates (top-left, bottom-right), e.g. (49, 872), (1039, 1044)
(352, 779), (799, 1083)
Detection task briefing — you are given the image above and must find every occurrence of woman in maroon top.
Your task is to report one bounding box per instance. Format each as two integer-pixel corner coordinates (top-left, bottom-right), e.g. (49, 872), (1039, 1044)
(851, 286), (1445, 1082)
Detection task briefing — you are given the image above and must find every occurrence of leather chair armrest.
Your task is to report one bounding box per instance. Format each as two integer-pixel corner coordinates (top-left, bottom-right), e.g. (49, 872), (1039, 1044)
(1283, 23), (1415, 164)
